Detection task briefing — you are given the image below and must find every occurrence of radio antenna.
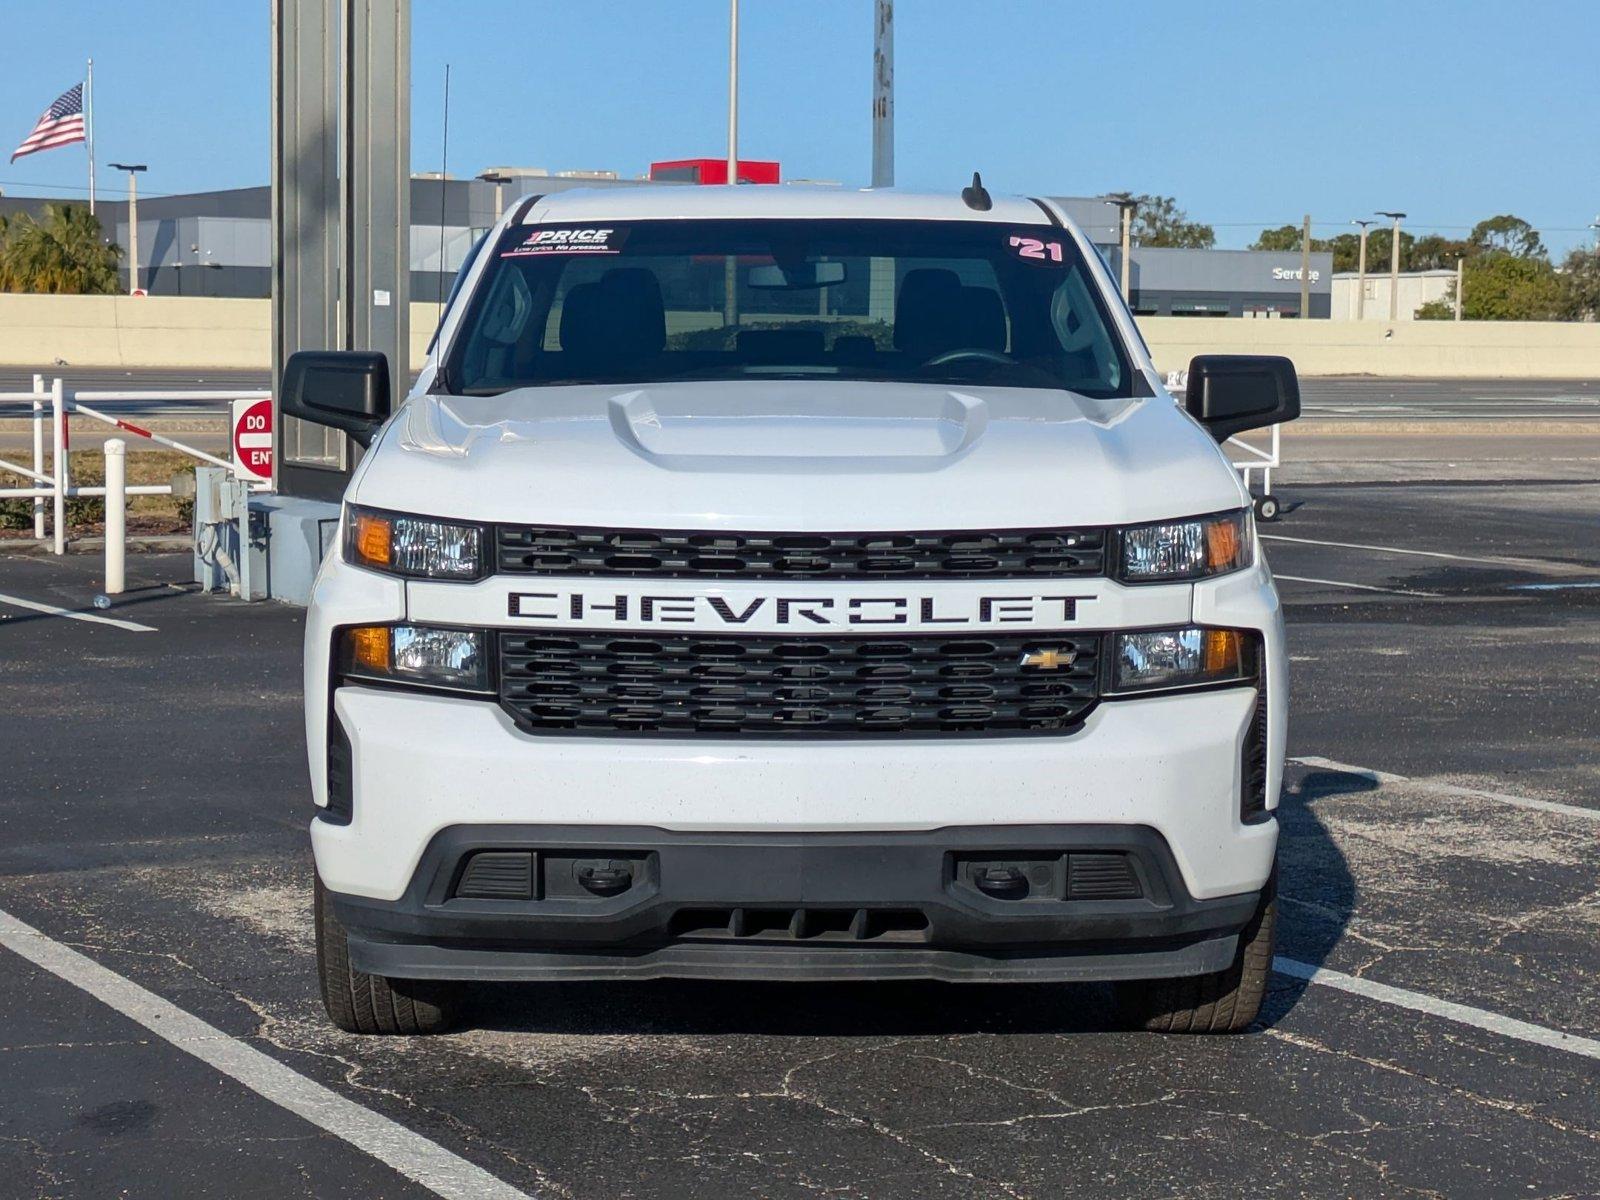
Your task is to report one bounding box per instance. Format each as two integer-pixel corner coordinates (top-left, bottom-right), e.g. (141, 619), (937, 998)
(961, 171), (992, 211)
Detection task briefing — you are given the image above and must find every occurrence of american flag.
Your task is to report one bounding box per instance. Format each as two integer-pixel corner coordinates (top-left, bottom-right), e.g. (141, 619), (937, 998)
(11, 83), (86, 163)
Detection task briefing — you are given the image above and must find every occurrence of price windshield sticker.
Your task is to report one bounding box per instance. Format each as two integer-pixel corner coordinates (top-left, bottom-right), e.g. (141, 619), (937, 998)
(503, 227), (629, 257)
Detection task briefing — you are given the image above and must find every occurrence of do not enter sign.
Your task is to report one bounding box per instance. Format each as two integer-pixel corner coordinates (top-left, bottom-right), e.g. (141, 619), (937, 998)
(232, 397), (273, 482)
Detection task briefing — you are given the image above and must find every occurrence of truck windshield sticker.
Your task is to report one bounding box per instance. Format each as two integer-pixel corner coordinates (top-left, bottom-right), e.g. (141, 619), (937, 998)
(503, 227), (628, 257)
(1007, 234), (1066, 265)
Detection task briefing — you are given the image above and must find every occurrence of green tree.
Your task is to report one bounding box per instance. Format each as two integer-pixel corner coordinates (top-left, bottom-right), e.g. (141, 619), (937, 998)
(0, 204), (121, 294)
(1416, 252), (1566, 320)
(1557, 246), (1600, 321)
(1362, 227), (1416, 275)
(1249, 226), (1367, 273)
(1468, 214), (1546, 260)
(1130, 195), (1215, 249)
(1409, 234), (1474, 272)
(1250, 224), (1301, 253)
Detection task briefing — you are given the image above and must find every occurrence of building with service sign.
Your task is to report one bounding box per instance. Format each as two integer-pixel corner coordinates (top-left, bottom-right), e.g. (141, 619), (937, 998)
(1110, 245), (1333, 319)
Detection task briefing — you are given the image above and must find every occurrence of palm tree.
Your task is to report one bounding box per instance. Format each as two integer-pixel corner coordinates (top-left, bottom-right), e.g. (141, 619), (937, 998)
(0, 204), (121, 294)
(0, 213), (17, 292)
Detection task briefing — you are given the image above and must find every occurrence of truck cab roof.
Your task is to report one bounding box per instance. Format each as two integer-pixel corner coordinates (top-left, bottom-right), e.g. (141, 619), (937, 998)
(518, 184), (1071, 230)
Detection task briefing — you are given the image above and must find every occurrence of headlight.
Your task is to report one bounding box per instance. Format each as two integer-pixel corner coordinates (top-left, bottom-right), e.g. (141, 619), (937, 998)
(1118, 510), (1252, 583)
(1108, 626), (1256, 695)
(345, 505), (484, 580)
(341, 624), (490, 693)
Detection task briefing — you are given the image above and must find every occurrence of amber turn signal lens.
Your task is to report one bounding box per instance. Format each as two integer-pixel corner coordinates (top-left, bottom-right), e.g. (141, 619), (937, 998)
(348, 625), (390, 673)
(1201, 628), (1241, 674)
(352, 512), (392, 568)
(1204, 518), (1243, 572)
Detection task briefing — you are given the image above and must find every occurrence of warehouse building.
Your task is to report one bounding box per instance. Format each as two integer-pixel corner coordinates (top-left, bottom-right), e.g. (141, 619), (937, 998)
(0, 176), (1332, 318)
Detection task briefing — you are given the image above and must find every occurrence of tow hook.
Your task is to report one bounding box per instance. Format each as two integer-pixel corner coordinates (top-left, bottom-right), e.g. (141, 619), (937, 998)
(575, 861), (634, 897)
(972, 865), (1029, 899)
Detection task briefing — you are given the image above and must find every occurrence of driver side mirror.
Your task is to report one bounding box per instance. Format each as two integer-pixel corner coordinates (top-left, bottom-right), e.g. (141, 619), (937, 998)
(279, 351), (392, 447)
(1183, 355), (1300, 442)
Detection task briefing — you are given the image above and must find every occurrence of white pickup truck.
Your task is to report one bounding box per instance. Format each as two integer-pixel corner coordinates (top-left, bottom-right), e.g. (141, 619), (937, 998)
(283, 181), (1297, 1035)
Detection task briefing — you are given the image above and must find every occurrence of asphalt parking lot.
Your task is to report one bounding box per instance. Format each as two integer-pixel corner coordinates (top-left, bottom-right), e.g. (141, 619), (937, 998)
(2, 477), (1598, 1199)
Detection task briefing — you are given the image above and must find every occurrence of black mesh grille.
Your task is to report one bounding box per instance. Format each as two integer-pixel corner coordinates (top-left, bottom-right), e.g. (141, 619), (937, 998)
(498, 631), (1100, 737)
(495, 525), (1106, 580)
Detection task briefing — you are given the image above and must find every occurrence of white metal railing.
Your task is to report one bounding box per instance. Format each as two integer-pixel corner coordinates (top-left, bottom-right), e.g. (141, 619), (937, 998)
(0, 376), (270, 588)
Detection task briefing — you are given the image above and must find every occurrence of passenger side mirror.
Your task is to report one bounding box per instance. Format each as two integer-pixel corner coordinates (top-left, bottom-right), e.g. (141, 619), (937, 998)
(279, 351), (392, 447)
(1183, 355), (1300, 442)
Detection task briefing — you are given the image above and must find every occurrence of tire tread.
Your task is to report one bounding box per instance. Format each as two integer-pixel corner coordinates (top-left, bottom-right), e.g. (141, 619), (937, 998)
(1114, 866), (1277, 1035)
(315, 877), (459, 1036)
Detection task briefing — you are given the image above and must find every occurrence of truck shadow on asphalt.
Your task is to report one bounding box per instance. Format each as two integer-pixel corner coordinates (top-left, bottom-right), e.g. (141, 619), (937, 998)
(461, 772), (1361, 1039)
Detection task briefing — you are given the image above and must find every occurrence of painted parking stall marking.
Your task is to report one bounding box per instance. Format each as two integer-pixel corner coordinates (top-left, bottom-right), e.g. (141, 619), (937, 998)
(1291, 754), (1600, 822)
(0, 906), (539, 1200)
(0, 590), (155, 631)
(1274, 957), (1600, 1062)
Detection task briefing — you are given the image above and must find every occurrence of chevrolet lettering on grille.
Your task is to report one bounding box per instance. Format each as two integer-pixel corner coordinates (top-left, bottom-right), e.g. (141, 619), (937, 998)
(506, 590), (1095, 630)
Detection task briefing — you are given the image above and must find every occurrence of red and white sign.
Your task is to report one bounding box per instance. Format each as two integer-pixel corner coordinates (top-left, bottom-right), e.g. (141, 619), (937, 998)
(232, 397), (273, 482)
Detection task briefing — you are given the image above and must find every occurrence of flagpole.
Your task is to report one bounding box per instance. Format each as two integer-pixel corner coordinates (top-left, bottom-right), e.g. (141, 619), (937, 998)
(85, 58), (95, 215)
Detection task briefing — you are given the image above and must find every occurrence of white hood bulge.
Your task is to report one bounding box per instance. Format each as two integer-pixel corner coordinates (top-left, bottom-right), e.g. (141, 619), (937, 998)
(352, 380), (1247, 530)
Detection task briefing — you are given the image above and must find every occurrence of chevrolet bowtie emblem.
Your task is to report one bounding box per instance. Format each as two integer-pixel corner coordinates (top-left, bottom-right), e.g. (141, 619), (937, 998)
(1020, 648), (1075, 670)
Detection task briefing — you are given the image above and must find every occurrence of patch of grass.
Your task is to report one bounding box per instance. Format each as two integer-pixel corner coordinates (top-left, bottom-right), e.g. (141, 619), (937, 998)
(0, 449), (195, 535)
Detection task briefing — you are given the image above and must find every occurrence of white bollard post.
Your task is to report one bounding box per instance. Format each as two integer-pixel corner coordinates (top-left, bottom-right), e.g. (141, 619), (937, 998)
(104, 438), (126, 595)
(51, 378), (66, 555)
(31, 373), (45, 540)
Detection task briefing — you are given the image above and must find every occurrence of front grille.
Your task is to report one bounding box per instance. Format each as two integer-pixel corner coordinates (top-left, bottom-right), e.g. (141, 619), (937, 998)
(498, 631), (1100, 737)
(495, 524), (1106, 580)
(668, 907), (930, 943)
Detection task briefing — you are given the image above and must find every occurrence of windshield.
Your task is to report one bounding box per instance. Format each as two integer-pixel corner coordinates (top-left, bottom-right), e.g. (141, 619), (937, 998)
(443, 218), (1133, 397)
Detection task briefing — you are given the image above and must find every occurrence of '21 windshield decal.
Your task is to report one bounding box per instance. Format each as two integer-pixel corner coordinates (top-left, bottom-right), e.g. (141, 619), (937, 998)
(1008, 234), (1065, 264)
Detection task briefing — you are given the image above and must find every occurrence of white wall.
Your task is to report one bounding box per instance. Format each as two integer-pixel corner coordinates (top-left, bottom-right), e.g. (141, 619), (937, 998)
(1, 294), (1597, 379)
(1331, 271), (1456, 321)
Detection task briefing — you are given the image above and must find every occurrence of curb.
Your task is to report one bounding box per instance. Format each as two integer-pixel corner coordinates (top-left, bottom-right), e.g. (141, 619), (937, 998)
(1, 535), (190, 556)
(1286, 420), (1600, 438)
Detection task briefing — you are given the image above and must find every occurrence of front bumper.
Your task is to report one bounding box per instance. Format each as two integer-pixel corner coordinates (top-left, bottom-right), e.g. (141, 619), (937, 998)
(313, 683), (1278, 904)
(330, 823), (1261, 984)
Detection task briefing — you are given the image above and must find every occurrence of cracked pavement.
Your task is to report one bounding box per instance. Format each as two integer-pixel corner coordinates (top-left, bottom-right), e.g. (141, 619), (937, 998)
(2, 479), (1598, 1198)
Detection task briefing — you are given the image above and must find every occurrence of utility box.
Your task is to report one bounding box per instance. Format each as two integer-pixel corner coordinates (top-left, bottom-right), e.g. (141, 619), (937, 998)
(193, 467), (268, 599)
(193, 467), (339, 604)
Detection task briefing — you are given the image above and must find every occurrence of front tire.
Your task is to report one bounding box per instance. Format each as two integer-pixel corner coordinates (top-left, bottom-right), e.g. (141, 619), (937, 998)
(315, 875), (462, 1035)
(1113, 866), (1276, 1034)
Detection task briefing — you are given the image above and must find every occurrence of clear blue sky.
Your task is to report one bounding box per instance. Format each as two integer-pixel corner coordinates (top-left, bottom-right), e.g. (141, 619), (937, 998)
(2, 0), (1596, 254)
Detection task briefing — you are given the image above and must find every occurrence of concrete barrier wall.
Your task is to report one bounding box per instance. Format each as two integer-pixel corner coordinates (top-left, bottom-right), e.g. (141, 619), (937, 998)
(0, 294), (271, 370)
(1138, 316), (1600, 379)
(2, 293), (1597, 379)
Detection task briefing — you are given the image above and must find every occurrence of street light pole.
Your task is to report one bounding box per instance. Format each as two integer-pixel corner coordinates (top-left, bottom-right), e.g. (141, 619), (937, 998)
(1454, 256), (1464, 322)
(108, 163), (147, 294)
(477, 170), (512, 222)
(1105, 194), (1139, 305)
(726, 0), (739, 186)
(1351, 219), (1375, 320)
(1298, 213), (1312, 318)
(1377, 210), (1406, 321)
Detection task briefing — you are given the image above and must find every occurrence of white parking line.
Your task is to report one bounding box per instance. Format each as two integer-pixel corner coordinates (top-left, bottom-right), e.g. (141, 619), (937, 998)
(1274, 957), (1600, 1062)
(1262, 533), (1556, 571)
(0, 907), (536, 1200)
(1274, 574), (1443, 598)
(1290, 754), (1600, 822)
(0, 591), (155, 632)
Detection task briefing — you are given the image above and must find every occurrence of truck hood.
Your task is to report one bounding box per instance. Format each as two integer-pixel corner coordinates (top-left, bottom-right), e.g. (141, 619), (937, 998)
(351, 380), (1246, 529)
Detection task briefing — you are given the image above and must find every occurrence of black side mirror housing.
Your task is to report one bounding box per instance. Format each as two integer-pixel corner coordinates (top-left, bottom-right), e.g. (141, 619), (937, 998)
(279, 351), (392, 446)
(1183, 355), (1300, 442)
